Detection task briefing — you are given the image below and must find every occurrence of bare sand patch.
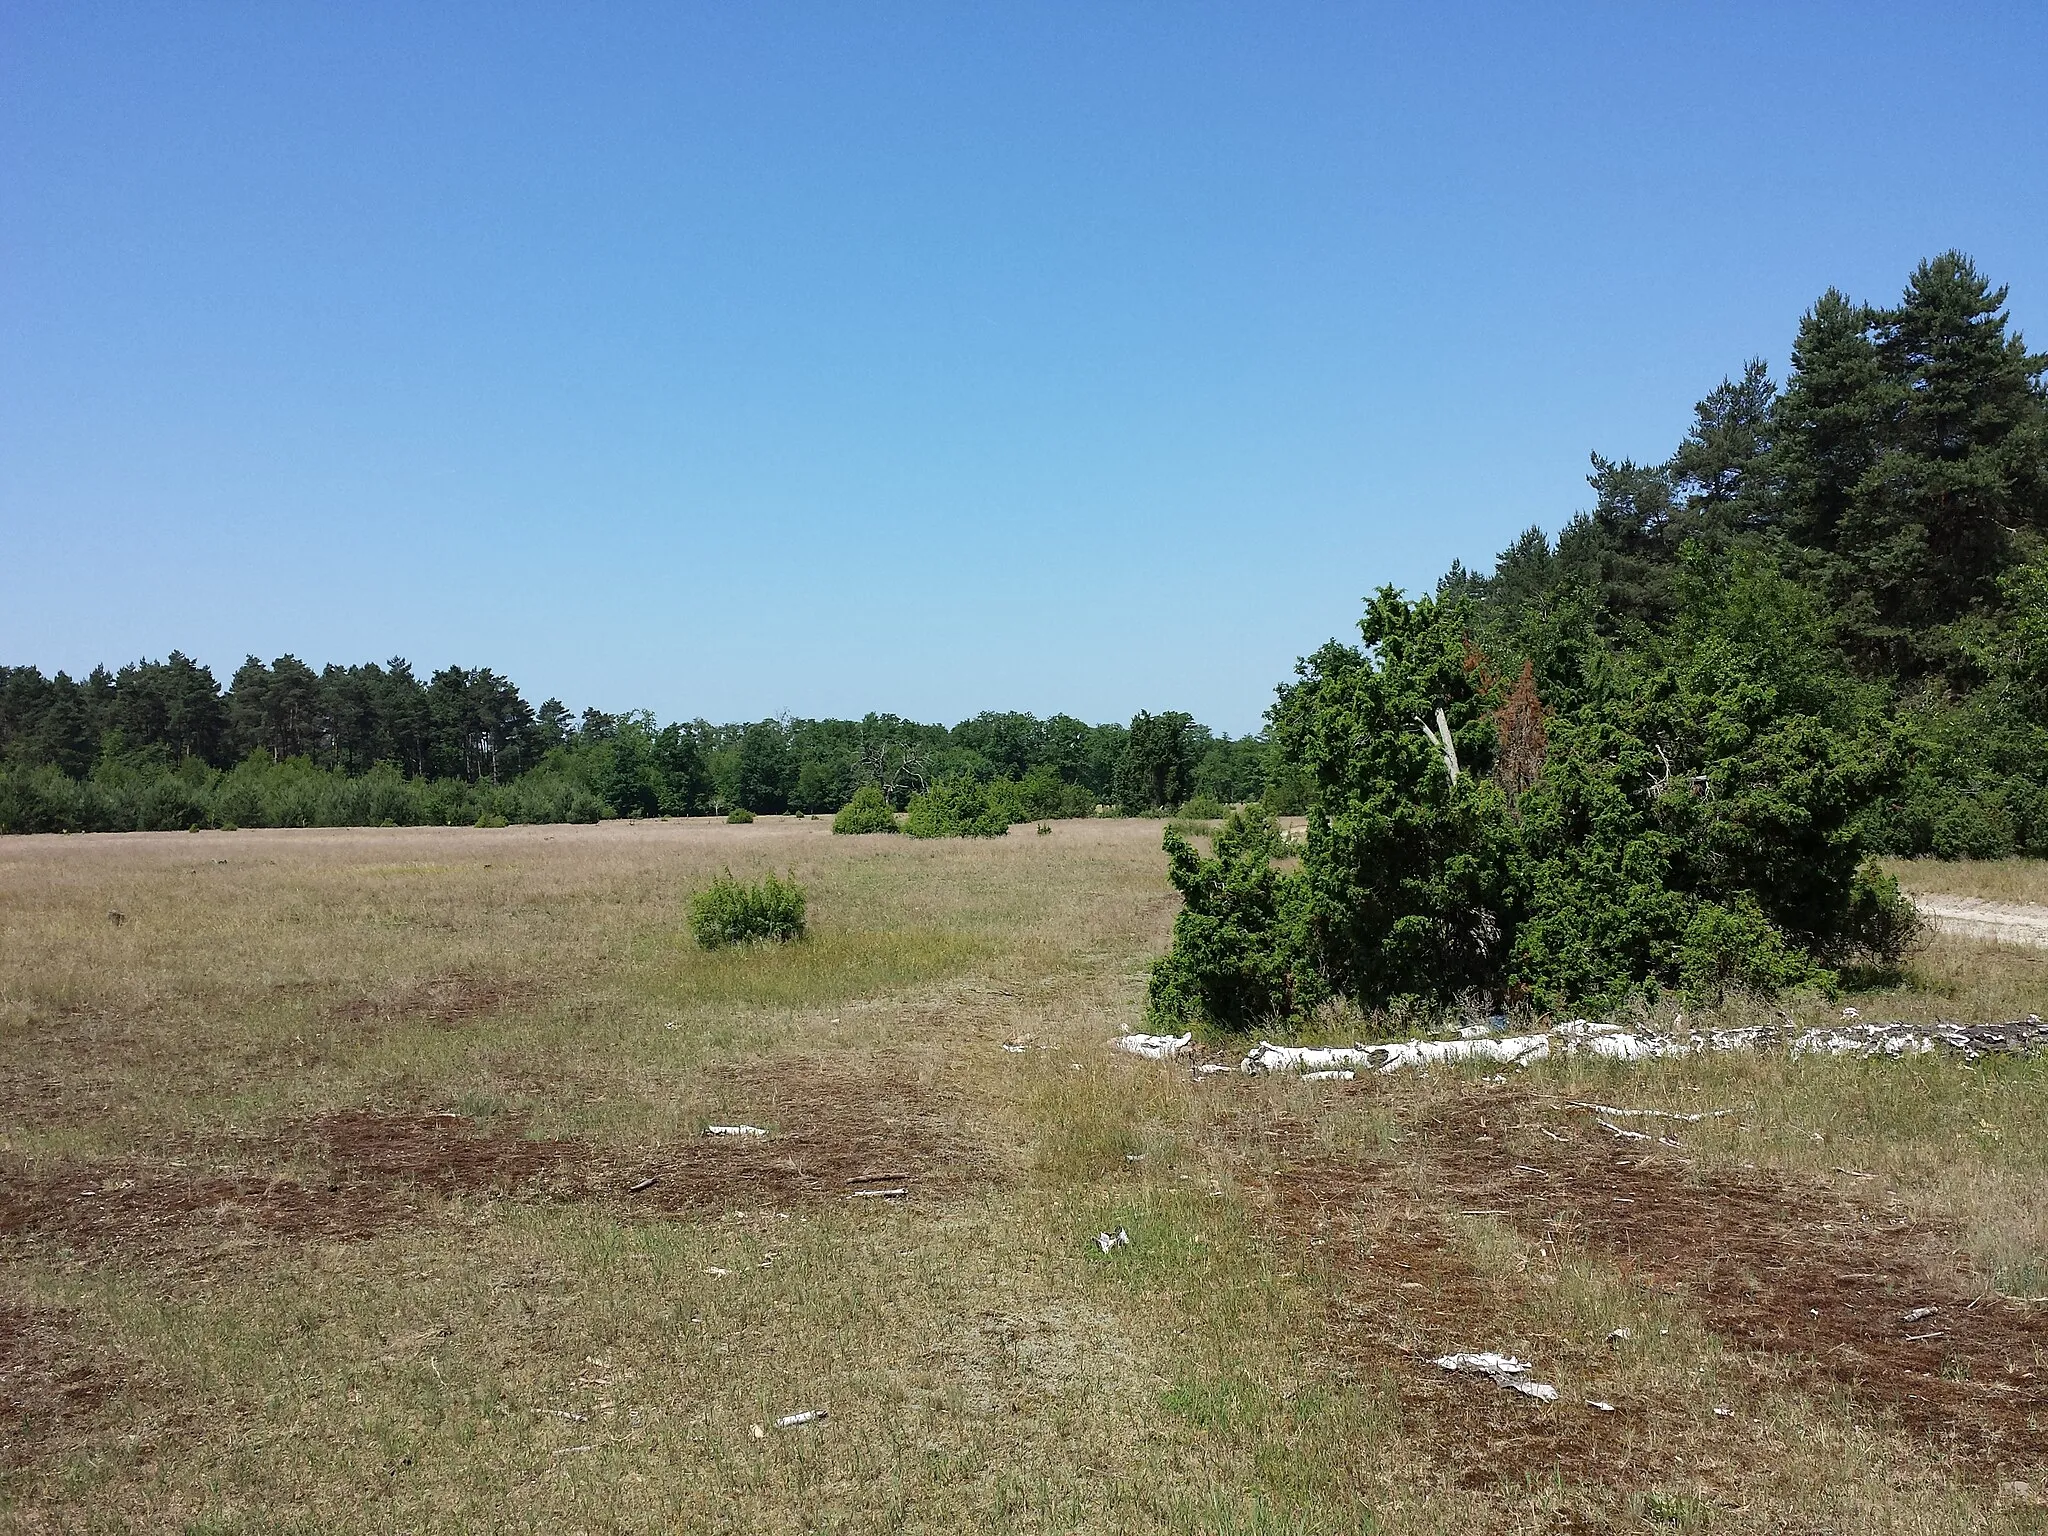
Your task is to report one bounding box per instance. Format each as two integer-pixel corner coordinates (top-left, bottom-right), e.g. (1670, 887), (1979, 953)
(1914, 894), (2048, 948)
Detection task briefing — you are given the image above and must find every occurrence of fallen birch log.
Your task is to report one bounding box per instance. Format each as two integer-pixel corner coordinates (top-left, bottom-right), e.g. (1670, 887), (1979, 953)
(1240, 1033), (1553, 1075)
(1227, 1016), (2048, 1076)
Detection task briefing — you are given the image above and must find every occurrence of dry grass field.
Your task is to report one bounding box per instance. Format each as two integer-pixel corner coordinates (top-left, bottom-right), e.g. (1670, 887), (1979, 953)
(3, 819), (2046, 1534)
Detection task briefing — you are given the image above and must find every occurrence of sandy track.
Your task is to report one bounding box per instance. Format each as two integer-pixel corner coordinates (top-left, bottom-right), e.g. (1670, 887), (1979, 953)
(1913, 894), (2048, 947)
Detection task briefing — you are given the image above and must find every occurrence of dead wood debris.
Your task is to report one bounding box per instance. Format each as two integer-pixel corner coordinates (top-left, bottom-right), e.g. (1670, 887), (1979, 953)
(1237, 1089), (2048, 1503)
(1416, 1094), (2048, 1475)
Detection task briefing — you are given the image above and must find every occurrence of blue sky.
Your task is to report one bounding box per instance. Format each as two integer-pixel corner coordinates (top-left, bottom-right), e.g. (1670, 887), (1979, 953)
(4, 3), (2044, 734)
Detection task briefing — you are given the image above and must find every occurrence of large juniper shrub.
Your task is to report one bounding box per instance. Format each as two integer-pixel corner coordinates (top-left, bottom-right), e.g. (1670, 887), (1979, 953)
(1159, 558), (1906, 1027)
(832, 785), (899, 834)
(903, 775), (1012, 838)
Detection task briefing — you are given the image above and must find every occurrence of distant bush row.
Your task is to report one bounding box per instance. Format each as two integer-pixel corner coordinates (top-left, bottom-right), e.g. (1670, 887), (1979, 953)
(0, 758), (605, 834)
(830, 775), (1246, 839)
(3, 648), (1278, 825)
(0, 747), (1259, 837)
(829, 768), (1101, 838)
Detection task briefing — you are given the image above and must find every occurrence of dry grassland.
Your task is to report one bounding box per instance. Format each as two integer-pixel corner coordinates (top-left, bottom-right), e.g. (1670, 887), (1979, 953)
(2, 820), (2046, 1533)
(1888, 857), (2048, 909)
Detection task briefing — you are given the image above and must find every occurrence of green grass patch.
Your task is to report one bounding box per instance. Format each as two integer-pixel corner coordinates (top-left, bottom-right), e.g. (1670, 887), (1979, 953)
(652, 926), (991, 1010)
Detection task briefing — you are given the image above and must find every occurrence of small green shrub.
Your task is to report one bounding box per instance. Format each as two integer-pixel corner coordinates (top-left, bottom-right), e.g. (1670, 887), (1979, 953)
(1673, 893), (1832, 1003)
(726, 806), (756, 824)
(1014, 765), (1093, 821)
(832, 785), (898, 834)
(474, 811), (508, 828)
(689, 869), (807, 949)
(1148, 804), (1325, 1032)
(1842, 860), (1924, 968)
(1259, 765), (1309, 816)
(1176, 793), (1228, 820)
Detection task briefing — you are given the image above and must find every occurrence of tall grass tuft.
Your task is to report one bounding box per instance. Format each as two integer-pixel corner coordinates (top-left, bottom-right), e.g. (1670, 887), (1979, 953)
(689, 869), (807, 949)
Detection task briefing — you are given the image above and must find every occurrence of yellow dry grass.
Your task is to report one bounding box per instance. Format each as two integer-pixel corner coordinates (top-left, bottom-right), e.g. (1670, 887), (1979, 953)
(2, 819), (2045, 1533)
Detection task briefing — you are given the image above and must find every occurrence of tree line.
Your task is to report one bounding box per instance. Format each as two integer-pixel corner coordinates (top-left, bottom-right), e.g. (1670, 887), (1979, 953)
(1439, 250), (2048, 862)
(0, 652), (1272, 832)
(1151, 252), (2048, 1026)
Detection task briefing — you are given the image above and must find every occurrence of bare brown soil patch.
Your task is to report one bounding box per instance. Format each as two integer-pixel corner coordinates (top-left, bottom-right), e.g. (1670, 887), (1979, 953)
(0, 1066), (97, 1130)
(307, 1109), (572, 1193)
(1227, 1081), (2048, 1517)
(0, 1066), (987, 1271)
(0, 1113), (575, 1269)
(0, 1303), (110, 1467)
(606, 1060), (993, 1215)
(328, 974), (543, 1027)
(1412, 1091), (2048, 1474)
(0, 1158), (400, 1268)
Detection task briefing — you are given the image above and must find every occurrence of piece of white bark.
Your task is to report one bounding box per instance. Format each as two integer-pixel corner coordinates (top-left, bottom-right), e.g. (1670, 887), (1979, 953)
(1567, 1101), (1708, 1123)
(1595, 1119), (1652, 1142)
(1110, 1032), (1193, 1060)
(1432, 1352), (1557, 1402)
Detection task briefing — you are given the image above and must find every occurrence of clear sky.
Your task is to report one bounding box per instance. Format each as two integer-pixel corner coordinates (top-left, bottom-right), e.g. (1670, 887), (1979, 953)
(4, 3), (2045, 734)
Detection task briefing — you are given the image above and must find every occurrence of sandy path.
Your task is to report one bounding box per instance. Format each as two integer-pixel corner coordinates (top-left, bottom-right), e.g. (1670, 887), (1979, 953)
(1913, 894), (2048, 947)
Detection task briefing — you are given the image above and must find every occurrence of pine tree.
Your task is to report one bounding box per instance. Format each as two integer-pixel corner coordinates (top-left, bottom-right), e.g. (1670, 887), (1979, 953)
(1776, 255), (2048, 675)
(1553, 455), (1678, 629)
(1770, 290), (1888, 558)
(1863, 254), (2048, 637)
(1668, 358), (1777, 540)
